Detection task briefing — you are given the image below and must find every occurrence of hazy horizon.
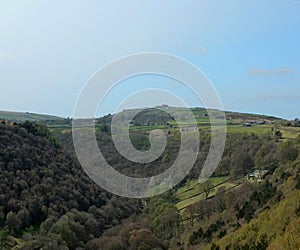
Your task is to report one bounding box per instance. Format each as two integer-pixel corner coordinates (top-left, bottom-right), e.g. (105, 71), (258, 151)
(0, 105), (293, 121)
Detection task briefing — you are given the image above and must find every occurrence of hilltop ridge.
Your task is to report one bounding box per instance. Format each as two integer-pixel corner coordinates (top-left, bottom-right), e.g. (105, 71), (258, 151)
(0, 110), (64, 122)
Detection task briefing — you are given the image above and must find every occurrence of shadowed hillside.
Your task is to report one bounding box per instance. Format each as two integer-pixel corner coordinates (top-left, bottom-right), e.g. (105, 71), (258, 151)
(0, 122), (141, 249)
(1, 107), (300, 249)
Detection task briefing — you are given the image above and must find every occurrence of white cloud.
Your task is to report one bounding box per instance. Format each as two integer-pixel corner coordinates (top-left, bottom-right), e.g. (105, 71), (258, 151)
(248, 68), (296, 75)
(259, 94), (300, 103)
(0, 52), (16, 61)
(194, 45), (206, 54)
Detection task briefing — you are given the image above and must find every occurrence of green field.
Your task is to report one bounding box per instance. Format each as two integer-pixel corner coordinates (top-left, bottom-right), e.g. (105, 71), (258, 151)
(280, 126), (300, 139)
(0, 110), (63, 122)
(226, 124), (273, 135)
(175, 176), (238, 211)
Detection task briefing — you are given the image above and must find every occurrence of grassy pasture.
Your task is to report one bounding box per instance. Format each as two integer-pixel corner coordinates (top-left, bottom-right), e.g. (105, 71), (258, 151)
(175, 176), (235, 211)
(280, 126), (300, 139)
(0, 110), (63, 122)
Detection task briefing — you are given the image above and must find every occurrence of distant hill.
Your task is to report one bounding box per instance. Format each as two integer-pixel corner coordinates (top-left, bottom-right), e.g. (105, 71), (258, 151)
(115, 106), (283, 125)
(0, 110), (64, 122)
(1, 107), (284, 124)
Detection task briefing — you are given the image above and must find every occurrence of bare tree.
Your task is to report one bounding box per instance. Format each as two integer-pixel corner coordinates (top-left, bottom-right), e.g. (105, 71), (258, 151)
(201, 180), (214, 199)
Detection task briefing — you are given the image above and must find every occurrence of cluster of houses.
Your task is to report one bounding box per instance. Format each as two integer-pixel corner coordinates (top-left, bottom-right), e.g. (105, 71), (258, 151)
(246, 169), (269, 182)
(243, 120), (266, 127)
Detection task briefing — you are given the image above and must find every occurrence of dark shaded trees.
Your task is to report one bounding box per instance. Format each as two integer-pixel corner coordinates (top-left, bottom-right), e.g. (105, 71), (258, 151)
(0, 122), (142, 248)
(280, 141), (299, 163)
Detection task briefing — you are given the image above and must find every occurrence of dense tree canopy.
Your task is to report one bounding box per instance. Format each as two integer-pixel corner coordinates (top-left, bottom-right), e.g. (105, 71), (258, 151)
(0, 122), (141, 248)
(1, 111), (299, 249)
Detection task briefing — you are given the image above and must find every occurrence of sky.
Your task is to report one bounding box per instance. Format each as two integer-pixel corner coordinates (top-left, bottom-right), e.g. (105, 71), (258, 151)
(0, 0), (299, 119)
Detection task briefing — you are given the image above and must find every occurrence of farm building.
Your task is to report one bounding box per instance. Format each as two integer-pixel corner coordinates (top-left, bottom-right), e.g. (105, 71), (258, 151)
(247, 169), (269, 182)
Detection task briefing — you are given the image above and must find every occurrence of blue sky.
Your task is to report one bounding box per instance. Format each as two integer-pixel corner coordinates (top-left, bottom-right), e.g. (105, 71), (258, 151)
(0, 1), (299, 119)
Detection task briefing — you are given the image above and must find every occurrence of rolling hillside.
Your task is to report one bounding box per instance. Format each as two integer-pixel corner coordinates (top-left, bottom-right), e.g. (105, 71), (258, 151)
(0, 110), (64, 122)
(0, 107), (299, 249)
